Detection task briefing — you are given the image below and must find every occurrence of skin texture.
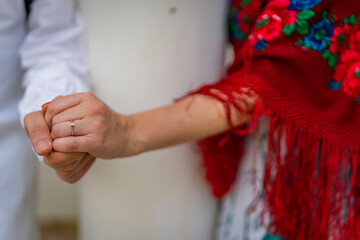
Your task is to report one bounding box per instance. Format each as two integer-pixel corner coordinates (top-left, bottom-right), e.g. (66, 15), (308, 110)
(39, 91), (256, 183)
(24, 110), (95, 183)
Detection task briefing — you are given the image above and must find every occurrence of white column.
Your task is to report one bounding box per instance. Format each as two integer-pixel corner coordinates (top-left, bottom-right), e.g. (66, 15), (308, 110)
(78, 1), (227, 239)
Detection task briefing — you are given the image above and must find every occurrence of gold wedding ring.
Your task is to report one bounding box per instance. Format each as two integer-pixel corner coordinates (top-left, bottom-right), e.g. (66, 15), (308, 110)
(70, 120), (75, 136)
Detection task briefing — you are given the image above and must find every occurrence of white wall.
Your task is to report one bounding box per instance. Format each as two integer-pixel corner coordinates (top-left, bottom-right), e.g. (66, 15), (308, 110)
(36, 163), (78, 219)
(78, 0), (228, 240)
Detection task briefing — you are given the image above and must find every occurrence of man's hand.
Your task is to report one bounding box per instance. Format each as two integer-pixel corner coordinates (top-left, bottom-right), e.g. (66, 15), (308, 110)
(24, 109), (95, 184)
(44, 152), (95, 184)
(24, 110), (53, 156)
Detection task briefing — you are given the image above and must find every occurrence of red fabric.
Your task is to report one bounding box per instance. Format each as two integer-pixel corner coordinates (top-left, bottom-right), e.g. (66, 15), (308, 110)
(190, 0), (360, 239)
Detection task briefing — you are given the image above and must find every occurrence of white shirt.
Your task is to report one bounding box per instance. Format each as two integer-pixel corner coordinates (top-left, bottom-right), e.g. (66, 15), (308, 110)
(19, 0), (90, 120)
(0, 0), (89, 239)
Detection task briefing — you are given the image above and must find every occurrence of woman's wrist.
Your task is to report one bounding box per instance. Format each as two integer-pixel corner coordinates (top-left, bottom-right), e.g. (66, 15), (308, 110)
(115, 113), (148, 158)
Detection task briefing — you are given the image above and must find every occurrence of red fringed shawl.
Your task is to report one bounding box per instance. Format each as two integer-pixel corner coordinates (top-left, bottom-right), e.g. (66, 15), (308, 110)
(192, 0), (360, 239)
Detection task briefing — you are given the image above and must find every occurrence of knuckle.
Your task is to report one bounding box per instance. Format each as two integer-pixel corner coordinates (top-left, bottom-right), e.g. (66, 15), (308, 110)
(51, 125), (62, 139)
(53, 95), (64, 101)
(52, 115), (61, 125)
(46, 97), (61, 113)
(82, 92), (95, 100)
(89, 104), (105, 115)
(92, 119), (105, 130)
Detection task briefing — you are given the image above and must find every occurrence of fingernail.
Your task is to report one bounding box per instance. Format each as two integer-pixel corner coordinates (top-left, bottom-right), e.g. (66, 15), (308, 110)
(36, 140), (51, 153)
(41, 102), (51, 109)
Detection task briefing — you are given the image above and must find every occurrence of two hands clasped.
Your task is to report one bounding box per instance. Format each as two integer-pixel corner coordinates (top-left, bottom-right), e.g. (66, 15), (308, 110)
(24, 92), (139, 183)
(24, 90), (257, 184)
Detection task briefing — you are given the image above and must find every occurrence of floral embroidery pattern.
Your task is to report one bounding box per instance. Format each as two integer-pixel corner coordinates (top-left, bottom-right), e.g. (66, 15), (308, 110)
(229, 0), (267, 41)
(332, 20), (360, 101)
(288, 0), (322, 10)
(248, 0), (297, 45)
(229, 0), (360, 102)
(303, 19), (334, 51)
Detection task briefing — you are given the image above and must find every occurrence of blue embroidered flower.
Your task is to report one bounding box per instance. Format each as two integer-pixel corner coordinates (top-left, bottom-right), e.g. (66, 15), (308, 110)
(289, 0), (322, 10)
(254, 40), (267, 51)
(304, 19), (334, 52)
(230, 10), (250, 40)
(230, 10), (241, 40)
(328, 80), (342, 90)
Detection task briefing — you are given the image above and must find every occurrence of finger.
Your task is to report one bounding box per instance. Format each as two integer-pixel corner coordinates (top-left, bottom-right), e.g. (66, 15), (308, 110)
(52, 105), (86, 126)
(44, 151), (85, 168)
(51, 119), (89, 139)
(44, 93), (89, 126)
(61, 153), (93, 176)
(44, 157), (79, 172)
(56, 157), (95, 184)
(41, 101), (51, 111)
(53, 136), (91, 153)
(24, 111), (53, 156)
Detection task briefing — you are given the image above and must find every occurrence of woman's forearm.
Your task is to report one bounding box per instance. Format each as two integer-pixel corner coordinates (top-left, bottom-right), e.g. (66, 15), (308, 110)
(43, 92), (254, 160)
(123, 94), (250, 156)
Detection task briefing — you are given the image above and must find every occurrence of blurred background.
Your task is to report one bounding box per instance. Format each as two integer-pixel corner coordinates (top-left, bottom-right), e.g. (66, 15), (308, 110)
(36, 0), (233, 239)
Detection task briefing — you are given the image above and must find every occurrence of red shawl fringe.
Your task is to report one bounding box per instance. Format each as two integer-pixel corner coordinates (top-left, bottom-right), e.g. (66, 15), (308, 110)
(192, 72), (360, 239)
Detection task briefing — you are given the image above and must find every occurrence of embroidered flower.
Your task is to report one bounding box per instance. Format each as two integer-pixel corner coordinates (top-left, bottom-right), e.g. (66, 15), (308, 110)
(304, 19), (334, 52)
(333, 23), (360, 100)
(288, 0), (322, 10)
(230, 0), (266, 40)
(254, 39), (268, 50)
(250, 0), (296, 44)
(330, 25), (352, 54)
(333, 50), (360, 99)
(349, 24), (360, 51)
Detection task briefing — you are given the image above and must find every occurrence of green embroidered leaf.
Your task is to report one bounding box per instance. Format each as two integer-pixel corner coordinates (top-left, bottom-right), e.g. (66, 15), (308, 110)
(297, 10), (316, 21)
(304, 44), (311, 51)
(297, 39), (304, 45)
(328, 54), (338, 68)
(344, 17), (349, 25)
(349, 14), (356, 25)
(240, 0), (252, 7)
(338, 34), (346, 45)
(296, 20), (310, 35)
(243, 15), (250, 23)
(355, 70), (360, 78)
(321, 49), (331, 59)
(240, 32), (249, 40)
(256, 17), (270, 28)
(322, 10), (329, 19)
(283, 24), (296, 37)
(330, 14), (337, 24)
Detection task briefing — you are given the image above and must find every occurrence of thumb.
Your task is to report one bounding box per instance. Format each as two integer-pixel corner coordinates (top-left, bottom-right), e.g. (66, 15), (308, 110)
(24, 111), (53, 156)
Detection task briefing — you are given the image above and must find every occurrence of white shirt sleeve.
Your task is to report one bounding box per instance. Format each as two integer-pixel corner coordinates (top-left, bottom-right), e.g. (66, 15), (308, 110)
(18, 0), (91, 122)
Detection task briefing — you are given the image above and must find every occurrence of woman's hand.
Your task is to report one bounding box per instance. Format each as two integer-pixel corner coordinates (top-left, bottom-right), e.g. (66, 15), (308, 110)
(44, 90), (256, 165)
(44, 92), (137, 159)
